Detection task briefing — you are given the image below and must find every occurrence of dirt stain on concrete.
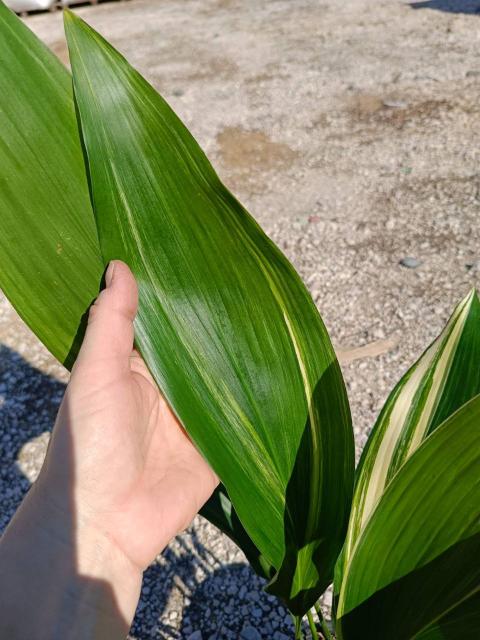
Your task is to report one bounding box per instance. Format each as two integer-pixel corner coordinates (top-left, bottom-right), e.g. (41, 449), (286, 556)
(216, 126), (298, 193)
(217, 127), (298, 171)
(184, 56), (239, 82)
(349, 94), (452, 129)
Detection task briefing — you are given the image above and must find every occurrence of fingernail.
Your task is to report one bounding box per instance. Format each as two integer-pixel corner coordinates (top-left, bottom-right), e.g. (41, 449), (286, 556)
(105, 261), (115, 287)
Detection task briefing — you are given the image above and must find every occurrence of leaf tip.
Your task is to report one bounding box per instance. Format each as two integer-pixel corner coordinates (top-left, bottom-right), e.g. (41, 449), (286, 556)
(62, 8), (76, 24)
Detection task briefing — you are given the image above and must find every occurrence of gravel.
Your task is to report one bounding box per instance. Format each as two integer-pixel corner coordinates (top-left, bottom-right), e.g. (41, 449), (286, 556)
(1, 0), (479, 638)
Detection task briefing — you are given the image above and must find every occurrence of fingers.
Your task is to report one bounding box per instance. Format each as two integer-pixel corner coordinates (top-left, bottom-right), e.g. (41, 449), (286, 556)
(75, 260), (138, 368)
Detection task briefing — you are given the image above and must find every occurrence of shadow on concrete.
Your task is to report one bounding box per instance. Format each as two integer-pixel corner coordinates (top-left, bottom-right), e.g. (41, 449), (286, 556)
(0, 345), (65, 530)
(178, 562), (296, 639)
(0, 345), (129, 637)
(0, 346), (295, 639)
(409, 1), (480, 14)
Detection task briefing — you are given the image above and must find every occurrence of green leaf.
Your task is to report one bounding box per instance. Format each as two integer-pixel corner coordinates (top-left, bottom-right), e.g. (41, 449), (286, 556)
(0, 3), (282, 587)
(0, 1), (103, 367)
(414, 592), (480, 640)
(336, 289), (480, 591)
(336, 394), (480, 639)
(64, 10), (354, 614)
(200, 485), (274, 580)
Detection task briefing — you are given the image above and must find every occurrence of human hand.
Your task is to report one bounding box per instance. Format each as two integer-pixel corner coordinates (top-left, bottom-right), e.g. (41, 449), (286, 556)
(0, 261), (217, 639)
(17, 260), (217, 633)
(39, 260), (217, 569)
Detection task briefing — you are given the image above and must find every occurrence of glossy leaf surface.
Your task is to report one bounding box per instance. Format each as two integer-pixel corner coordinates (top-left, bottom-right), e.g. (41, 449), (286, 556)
(65, 11), (354, 614)
(337, 290), (480, 589)
(337, 394), (480, 639)
(0, 2), (262, 569)
(0, 1), (103, 367)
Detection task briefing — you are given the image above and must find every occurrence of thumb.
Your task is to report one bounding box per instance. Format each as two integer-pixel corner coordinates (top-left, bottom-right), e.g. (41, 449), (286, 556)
(75, 260), (138, 368)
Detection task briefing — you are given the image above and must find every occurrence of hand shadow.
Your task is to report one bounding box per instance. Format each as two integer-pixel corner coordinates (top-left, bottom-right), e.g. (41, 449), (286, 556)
(0, 345), (281, 639)
(0, 345), (132, 637)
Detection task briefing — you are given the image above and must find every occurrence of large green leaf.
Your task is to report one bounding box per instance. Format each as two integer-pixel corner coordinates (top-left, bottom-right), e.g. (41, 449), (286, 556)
(0, 1), (103, 367)
(336, 394), (480, 639)
(0, 3), (291, 594)
(414, 592), (480, 640)
(336, 289), (480, 592)
(64, 11), (354, 614)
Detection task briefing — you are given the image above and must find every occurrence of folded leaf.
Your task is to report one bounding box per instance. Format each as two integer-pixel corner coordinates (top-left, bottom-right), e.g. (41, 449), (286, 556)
(0, 1), (103, 367)
(0, 2), (286, 589)
(336, 289), (480, 591)
(336, 393), (480, 639)
(64, 11), (354, 614)
(0, 3), (275, 581)
(200, 485), (273, 579)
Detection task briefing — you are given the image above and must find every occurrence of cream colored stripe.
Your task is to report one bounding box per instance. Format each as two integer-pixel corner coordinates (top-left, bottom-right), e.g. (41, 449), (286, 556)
(407, 291), (474, 456)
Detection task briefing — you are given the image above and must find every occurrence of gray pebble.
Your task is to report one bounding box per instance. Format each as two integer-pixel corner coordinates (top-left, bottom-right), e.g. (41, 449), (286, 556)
(240, 626), (262, 640)
(383, 99), (407, 109)
(399, 256), (422, 269)
(187, 632), (203, 640)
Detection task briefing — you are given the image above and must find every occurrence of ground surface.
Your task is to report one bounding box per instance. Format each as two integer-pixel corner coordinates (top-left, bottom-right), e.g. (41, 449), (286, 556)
(1, 0), (480, 638)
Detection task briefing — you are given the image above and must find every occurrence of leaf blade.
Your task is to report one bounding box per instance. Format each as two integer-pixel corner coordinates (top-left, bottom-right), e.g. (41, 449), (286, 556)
(337, 290), (480, 590)
(0, 1), (103, 366)
(337, 394), (480, 639)
(65, 10), (354, 613)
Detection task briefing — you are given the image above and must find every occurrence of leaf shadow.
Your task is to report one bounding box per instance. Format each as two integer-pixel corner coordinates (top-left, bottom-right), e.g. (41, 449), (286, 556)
(338, 532), (480, 639)
(177, 560), (296, 639)
(408, 1), (480, 14)
(267, 359), (354, 616)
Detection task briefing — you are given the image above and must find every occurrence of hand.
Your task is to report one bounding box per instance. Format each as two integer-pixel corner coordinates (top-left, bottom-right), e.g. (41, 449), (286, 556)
(39, 259), (218, 571)
(0, 260), (218, 639)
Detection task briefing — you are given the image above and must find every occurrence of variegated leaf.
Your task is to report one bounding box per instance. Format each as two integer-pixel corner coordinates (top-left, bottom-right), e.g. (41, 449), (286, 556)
(336, 393), (480, 639)
(336, 289), (480, 592)
(64, 11), (355, 615)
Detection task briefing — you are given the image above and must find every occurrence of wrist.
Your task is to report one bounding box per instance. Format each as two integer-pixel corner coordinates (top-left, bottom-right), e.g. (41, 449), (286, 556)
(32, 473), (143, 622)
(0, 476), (142, 639)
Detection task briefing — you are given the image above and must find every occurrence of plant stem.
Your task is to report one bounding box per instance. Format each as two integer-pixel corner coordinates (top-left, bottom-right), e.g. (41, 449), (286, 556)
(307, 609), (320, 640)
(293, 614), (303, 639)
(314, 603), (334, 640)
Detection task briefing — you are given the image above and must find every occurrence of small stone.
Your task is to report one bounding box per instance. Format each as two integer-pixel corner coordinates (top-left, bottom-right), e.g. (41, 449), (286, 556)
(383, 99), (407, 109)
(187, 632), (203, 640)
(466, 70), (480, 77)
(399, 256), (421, 269)
(240, 626), (262, 640)
(172, 89), (184, 97)
(273, 633), (290, 640)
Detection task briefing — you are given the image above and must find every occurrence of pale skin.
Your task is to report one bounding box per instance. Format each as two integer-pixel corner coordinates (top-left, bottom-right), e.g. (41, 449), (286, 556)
(0, 260), (218, 639)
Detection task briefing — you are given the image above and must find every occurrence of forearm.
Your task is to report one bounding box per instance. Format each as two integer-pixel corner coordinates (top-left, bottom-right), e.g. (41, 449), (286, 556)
(0, 480), (142, 640)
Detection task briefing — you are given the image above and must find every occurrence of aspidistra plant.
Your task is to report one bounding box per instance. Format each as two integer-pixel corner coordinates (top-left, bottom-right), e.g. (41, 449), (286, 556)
(0, 1), (354, 628)
(0, 3), (478, 638)
(334, 290), (480, 638)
